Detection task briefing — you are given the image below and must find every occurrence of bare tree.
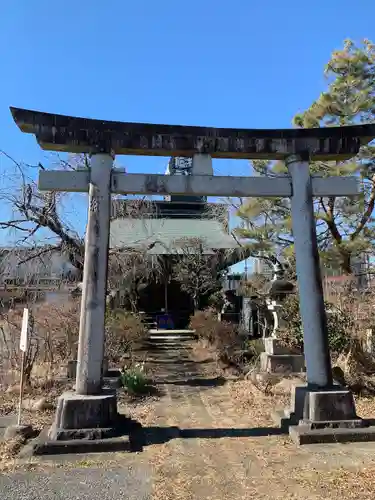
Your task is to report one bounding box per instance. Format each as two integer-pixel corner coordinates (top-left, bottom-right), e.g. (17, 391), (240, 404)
(172, 237), (222, 311)
(0, 153), (160, 293)
(0, 152), (89, 281)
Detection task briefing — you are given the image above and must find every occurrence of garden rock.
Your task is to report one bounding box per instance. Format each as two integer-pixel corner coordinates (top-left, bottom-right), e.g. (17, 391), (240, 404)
(22, 397), (53, 411)
(4, 424), (34, 441)
(6, 384), (21, 394)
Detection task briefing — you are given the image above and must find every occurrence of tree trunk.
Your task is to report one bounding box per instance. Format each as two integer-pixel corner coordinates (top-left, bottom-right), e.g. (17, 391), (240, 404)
(193, 295), (199, 311)
(339, 250), (353, 275)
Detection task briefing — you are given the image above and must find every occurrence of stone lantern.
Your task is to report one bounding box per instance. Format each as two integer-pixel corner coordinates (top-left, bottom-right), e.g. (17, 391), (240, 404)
(260, 265), (305, 374)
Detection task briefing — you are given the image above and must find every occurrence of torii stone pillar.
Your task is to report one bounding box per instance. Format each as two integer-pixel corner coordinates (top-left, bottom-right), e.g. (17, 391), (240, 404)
(10, 106), (375, 447)
(287, 155), (332, 388)
(76, 153), (113, 395)
(53, 152), (120, 440)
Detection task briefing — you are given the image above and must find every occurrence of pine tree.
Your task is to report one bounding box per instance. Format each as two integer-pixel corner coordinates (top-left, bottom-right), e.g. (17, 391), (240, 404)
(237, 39), (375, 274)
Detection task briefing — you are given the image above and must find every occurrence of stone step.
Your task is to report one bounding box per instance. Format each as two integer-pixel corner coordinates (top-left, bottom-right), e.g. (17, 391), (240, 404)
(148, 329), (195, 335)
(148, 336), (194, 343)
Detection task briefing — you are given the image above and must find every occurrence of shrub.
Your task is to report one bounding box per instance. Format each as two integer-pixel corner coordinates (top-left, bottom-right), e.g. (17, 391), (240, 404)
(120, 363), (148, 394)
(189, 309), (245, 367)
(189, 309), (220, 344)
(105, 310), (147, 365)
(36, 300), (80, 362)
(0, 302), (147, 388)
(279, 294), (352, 355)
(0, 300), (81, 385)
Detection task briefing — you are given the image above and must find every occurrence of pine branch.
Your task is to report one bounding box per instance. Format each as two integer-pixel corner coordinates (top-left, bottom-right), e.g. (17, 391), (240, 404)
(350, 175), (375, 240)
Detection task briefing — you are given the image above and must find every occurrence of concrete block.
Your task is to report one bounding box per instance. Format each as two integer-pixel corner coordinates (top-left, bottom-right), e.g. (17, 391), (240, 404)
(273, 384), (374, 445)
(272, 384), (356, 426)
(20, 426), (132, 456)
(48, 390), (120, 440)
(272, 384), (310, 430)
(308, 388), (357, 421)
(260, 352), (305, 374)
(289, 384), (310, 419)
(103, 369), (122, 389)
(289, 424), (375, 445)
(264, 337), (292, 355)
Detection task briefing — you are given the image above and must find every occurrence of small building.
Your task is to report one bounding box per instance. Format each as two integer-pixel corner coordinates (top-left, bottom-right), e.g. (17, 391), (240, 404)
(108, 157), (246, 327)
(109, 198), (245, 328)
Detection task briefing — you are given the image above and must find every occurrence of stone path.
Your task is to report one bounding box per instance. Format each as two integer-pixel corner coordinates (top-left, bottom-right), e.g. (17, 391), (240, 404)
(2, 335), (375, 499)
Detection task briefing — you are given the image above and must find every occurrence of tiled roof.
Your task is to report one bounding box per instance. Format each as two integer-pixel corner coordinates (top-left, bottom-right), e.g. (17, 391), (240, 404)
(110, 218), (238, 254)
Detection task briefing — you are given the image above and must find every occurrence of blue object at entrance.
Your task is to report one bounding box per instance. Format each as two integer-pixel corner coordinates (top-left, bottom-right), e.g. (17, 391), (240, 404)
(156, 313), (175, 330)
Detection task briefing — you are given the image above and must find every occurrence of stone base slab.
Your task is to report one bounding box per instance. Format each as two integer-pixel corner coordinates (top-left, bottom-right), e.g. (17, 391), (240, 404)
(289, 424), (375, 445)
(263, 338), (294, 355)
(272, 384), (375, 445)
(19, 427), (131, 456)
(48, 390), (121, 441)
(260, 352), (305, 374)
(272, 408), (298, 431)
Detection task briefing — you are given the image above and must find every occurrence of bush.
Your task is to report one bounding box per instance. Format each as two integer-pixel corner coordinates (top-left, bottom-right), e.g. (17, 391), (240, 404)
(0, 302), (147, 388)
(279, 295), (352, 355)
(189, 309), (245, 367)
(105, 310), (147, 365)
(0, 300), (81, 385)
(189, 309), (221, 344)
(120, 363), (148, 394)
(36, 300), (81, 362)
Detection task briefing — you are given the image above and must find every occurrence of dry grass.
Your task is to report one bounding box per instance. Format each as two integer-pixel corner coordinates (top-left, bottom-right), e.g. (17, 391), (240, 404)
(188, 340), (375, 499)
(200, 379), (375, 499)
(2, 328), (375, 498)
(0, 436), (26, 465)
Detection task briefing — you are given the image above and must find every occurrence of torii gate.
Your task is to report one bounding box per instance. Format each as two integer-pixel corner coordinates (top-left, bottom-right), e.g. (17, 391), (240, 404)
(10, 107), (375, 445)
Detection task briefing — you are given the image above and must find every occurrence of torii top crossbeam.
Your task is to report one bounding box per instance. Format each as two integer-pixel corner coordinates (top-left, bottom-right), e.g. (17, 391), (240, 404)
(10, 107), (375, 161)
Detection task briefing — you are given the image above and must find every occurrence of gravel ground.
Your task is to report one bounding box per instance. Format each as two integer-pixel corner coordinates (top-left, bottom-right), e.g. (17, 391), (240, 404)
(0, 464), (152, 500)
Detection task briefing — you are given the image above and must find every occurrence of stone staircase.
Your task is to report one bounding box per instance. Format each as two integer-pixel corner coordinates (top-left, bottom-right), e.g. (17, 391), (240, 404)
(144, 329), (204, 386)
(145, 329), (196, 351)
(148, 328), (196, 341)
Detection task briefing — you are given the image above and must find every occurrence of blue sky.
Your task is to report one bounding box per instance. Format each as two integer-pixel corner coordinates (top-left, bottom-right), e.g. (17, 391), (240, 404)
(1, 1), (374, 270)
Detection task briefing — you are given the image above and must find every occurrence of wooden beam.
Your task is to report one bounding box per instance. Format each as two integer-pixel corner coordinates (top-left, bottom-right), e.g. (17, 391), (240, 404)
(38, 171), (359, 198)
(11, 107), (375, 160)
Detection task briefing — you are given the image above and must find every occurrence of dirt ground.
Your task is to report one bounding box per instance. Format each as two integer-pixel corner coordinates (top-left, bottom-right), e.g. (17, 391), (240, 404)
(2, 340), (375, 499)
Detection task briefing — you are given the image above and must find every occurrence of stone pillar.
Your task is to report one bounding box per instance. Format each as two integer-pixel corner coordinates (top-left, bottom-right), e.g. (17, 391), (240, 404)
(271, 155), (375, 445)
(76, 153), (113, 395)
(48, 153), (127, 443)
(286, 155), (332, 389)
(192, 153), (213, 176)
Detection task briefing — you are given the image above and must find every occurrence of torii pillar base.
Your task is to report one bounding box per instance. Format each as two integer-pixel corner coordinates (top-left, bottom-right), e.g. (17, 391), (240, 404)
(273, 384), (375, 445)
(19, 390), (136, 456)
(48, 390), (124, 441)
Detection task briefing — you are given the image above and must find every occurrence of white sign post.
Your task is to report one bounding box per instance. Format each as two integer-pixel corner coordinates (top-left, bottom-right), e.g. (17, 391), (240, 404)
(17, 308), (29, 426)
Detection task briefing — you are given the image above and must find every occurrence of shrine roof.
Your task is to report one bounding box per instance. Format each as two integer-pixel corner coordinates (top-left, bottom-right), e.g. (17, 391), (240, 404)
(10, 107), (375, 160)
(109, 218), (238, 254)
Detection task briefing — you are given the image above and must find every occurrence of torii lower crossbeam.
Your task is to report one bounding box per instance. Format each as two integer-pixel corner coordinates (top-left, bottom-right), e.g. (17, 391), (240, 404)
(38, 171), (359, 198)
